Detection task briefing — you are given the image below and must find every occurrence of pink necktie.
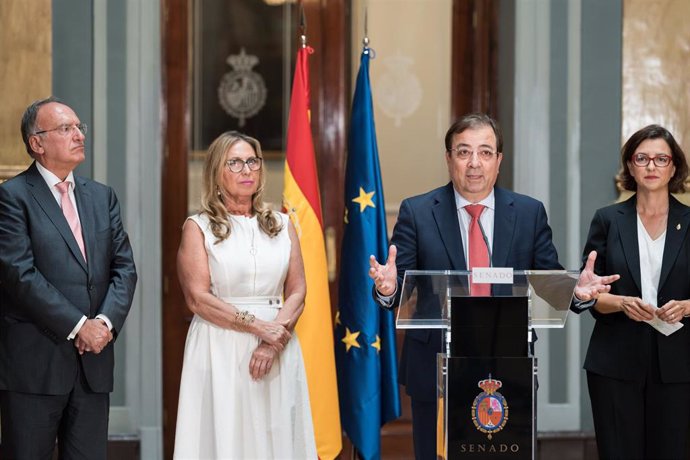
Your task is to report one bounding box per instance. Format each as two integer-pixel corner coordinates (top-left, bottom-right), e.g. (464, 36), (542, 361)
(465, 204), (490, 296)
(56, 181), (86, 262)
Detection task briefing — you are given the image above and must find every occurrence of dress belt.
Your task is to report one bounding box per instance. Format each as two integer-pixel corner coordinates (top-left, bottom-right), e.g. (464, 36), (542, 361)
(219, 295), (282, 308)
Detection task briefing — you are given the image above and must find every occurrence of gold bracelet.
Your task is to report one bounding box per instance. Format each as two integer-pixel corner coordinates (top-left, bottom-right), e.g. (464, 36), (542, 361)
(235, 310), (255, 327)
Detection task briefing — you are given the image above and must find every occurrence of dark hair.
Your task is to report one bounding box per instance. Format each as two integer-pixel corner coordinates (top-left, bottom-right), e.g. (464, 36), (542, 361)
(444, 113), (503, 153)
(617, 124), (688, 193)
(21, 96), (65, 157)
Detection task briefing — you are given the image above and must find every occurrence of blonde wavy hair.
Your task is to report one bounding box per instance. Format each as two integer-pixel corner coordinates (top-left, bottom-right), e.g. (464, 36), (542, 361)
(201, 131), (283, 242)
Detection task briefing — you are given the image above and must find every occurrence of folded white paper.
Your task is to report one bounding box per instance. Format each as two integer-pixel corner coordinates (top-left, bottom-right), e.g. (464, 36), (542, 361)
(645, 305), (684, 336)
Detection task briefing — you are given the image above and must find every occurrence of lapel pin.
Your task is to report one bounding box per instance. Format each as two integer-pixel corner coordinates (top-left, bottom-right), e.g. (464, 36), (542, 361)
(677, 223), (681, 231)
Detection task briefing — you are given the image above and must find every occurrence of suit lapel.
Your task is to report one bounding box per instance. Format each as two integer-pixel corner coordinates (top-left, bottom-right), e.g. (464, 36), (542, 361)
(26, 164), (88, 273)
(658, 196), (690, 291)
(616, 196), (641, 293)
(492, 187), (516, 268)
(74, 177), (92, 272)
(431, 183), (466, 269)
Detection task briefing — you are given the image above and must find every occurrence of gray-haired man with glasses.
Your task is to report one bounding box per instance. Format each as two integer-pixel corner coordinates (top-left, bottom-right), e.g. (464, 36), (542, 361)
(0, 97), (137, 459)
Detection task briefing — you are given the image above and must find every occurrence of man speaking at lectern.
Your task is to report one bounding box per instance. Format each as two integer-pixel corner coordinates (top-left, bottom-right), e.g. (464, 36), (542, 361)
(369, 113), (614, 460)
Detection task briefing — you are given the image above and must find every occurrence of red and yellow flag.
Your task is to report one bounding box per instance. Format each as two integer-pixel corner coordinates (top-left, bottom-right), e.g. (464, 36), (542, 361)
(283, 45), (342, 459)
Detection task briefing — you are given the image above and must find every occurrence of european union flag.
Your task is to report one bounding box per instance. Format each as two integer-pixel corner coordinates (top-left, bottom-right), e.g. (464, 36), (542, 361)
(335, 47), (401, 460)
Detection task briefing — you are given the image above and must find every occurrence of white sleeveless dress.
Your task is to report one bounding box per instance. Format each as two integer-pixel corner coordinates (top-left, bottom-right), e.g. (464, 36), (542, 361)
(173, 213), (317, 460)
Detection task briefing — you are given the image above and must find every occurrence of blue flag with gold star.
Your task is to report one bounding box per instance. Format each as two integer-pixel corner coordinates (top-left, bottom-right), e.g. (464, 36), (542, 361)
(335, 47), (401, 460)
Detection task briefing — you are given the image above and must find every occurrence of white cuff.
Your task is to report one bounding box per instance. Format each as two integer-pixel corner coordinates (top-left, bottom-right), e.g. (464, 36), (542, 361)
(571, 296), (597, 312)
(376, 285), (398, 308)
(96, 314), (113, 331)
(67, 315), (88, 340)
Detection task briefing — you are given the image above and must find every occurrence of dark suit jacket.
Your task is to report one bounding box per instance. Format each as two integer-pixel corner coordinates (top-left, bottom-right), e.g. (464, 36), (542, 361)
(0, 162), (137, 394)
(381, 183), (561, 401)
(582, 194), (690, 383)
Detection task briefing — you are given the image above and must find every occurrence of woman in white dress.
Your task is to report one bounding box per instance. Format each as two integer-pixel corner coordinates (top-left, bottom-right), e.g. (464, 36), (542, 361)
(173, 131), (317, 459)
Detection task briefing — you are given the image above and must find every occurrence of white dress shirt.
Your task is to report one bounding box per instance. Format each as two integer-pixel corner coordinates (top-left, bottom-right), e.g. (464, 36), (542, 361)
(637, 214), (666, 308)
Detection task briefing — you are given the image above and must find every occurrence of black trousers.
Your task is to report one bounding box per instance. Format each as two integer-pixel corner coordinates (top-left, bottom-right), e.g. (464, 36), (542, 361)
(0, 365), (109, 460)
(410, 397), (437, 460)
(588, 370), (690, 460)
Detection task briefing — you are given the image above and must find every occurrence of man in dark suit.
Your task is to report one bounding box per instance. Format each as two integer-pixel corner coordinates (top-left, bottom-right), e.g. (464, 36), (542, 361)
(369, 113), (614, 459)
(0, 97), (137, 459)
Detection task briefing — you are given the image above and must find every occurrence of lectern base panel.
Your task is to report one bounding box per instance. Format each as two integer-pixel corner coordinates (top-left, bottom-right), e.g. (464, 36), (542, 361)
(438, 356), (535, 460)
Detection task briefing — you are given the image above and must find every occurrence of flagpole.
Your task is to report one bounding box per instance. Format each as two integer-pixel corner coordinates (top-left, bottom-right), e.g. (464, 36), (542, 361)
(351, 20), (367, 460)
(299, 2), (307, 48)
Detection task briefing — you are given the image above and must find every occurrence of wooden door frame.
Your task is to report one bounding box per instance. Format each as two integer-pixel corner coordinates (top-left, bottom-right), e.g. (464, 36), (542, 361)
(451, 0), (499, 119)
(161, 0), (189, 458)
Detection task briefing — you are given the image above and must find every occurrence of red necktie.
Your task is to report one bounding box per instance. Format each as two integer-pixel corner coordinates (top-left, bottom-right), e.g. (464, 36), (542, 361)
(465, 204), (490, 296)
(56, 181), (87, 262)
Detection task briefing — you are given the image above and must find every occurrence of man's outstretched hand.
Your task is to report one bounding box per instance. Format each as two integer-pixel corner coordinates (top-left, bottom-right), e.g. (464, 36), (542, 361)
(574, 250), (620, 301)
(369, 245), (398, 296)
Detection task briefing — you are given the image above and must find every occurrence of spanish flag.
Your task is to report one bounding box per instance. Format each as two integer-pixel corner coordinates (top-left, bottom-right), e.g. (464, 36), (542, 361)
(283, 44), (342, 459)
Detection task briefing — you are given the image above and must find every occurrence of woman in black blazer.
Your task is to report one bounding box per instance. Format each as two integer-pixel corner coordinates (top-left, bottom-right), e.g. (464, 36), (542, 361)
(580, 125), (690, 459)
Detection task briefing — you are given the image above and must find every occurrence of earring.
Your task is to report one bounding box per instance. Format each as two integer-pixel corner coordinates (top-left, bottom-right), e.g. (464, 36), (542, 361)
(216, 186), (221, 197)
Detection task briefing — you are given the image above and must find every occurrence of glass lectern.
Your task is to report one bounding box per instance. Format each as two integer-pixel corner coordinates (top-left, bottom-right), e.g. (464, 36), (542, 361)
(396, 269), (579, 460)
